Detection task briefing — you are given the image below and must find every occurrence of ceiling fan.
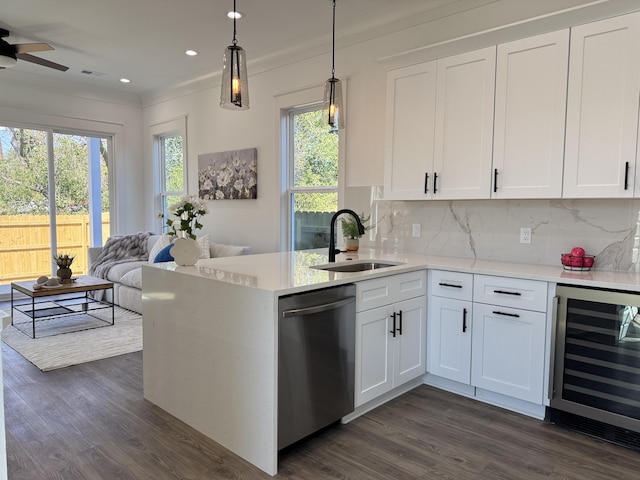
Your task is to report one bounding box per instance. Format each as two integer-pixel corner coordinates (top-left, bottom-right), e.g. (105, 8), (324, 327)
(0, 28), (68, 71)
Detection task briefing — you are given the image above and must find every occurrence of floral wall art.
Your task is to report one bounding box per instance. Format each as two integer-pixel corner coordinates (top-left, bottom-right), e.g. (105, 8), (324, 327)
(198, 148), (257, 200)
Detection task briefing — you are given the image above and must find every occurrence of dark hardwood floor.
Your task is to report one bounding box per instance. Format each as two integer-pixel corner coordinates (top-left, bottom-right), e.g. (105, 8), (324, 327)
(2, 318), (640, 478)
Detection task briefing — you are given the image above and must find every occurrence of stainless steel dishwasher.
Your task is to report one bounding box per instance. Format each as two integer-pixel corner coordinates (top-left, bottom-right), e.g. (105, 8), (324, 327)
(278, 284), (356, 450)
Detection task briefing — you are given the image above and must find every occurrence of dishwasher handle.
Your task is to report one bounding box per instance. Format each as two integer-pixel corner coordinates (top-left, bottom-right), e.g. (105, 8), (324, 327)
(281, 296), (355, 318)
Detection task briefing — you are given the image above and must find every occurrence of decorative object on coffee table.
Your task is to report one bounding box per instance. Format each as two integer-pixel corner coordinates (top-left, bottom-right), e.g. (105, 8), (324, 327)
(53, 253), (75, 283)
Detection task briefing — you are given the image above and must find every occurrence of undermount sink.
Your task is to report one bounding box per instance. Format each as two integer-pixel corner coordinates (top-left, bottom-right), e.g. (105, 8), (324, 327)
(312, 260), (404, 273)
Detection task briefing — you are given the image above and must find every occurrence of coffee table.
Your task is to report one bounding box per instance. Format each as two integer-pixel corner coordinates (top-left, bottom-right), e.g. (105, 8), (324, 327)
(10, 276), (114, 338)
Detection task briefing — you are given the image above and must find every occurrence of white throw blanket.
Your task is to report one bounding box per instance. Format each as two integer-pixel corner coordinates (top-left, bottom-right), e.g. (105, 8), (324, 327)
(89, 232), (152, 280)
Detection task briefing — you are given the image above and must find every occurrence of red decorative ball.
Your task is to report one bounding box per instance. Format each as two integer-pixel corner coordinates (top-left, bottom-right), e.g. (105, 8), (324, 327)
(571, 247), (585, 257)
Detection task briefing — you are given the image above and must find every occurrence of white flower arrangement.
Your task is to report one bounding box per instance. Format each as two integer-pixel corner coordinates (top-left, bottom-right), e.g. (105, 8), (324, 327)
(166, 195), (208, 240)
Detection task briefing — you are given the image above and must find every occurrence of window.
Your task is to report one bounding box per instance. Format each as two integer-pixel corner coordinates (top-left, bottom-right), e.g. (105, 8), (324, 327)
(151, 118), (186, 232)
(285, 105), (339, 251)
(0, 125), (111, 286)
(158, 134), (185, 225)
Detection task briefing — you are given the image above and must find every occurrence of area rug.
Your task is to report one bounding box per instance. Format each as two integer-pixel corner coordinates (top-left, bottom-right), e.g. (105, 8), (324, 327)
(1, 306), (142, 371)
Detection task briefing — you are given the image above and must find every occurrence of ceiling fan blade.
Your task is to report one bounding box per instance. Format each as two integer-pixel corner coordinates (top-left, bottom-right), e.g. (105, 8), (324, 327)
(17, 52), (68, 71)
(15, 43), (54, 53)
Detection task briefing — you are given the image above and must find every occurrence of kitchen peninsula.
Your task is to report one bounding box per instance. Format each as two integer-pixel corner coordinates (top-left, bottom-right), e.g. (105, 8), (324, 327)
(141, 248), (640, 475)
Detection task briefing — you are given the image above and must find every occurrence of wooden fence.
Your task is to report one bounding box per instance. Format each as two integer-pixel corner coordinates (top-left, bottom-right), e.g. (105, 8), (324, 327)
(0, 214), (110, 284)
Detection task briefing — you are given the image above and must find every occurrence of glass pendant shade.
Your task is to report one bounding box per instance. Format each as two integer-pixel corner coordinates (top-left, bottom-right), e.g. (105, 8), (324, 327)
(220, 44), (249, 110)
(322, 77), (344, 130)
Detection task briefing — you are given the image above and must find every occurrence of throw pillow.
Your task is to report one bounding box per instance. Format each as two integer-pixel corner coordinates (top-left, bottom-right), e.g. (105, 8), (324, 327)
(211, 243), (250, 258)
(153, 244), (175, 263)
(197, 234), (211, 259)
(148, 234), (173, 263)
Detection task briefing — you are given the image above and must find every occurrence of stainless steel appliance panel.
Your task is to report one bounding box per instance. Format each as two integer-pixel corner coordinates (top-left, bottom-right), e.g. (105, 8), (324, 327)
(278, 284), (356, 450)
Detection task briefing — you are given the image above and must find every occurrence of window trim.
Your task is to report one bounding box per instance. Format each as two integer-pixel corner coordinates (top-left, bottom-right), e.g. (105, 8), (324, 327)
(276, 83), (347, 251)
(149, 117), (187, 233)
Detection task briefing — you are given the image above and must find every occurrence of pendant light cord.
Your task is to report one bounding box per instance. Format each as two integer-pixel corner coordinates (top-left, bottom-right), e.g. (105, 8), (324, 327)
(232, 0), (238, 46)
(331, 0), (336, 78)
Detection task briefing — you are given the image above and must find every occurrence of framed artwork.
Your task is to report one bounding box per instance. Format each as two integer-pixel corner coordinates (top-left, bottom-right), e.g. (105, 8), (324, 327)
(198, 148), (257, 200)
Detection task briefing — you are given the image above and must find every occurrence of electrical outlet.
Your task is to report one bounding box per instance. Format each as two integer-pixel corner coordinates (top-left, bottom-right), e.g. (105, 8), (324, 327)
(412, 223), (421, 237)
(520, 227), (531, 244)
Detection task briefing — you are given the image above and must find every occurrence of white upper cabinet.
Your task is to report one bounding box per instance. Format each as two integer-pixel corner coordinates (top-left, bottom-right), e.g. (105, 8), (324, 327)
(433, 47), (496, 200)
(563, 12), (640, 198)
(492, 30), (569, 199)
(383, 47), (495, 200)
(384, 62), (437, 200)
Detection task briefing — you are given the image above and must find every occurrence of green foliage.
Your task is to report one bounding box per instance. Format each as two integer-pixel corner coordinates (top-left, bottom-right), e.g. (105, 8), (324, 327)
(340, 212), (371, 239)
(163, 135), (184, 192)
(165, 196), (207, 240)
(0, 127), (109, 215)
(293, 192), (337, 214)
(292, 109), (338, 213)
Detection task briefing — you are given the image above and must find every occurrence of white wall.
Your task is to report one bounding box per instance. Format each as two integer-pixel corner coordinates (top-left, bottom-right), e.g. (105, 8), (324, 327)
(141, 0), (639, 255)
(0, 74), (144, 235)
(3, 0), (638, 258)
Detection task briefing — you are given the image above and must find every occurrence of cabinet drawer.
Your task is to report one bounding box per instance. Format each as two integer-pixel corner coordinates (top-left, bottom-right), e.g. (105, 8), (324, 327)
(429, 270), (473, 301)
(357, 277), (392, 312)
(395, 270), (427, 303)
(357, 270), (426, 312)
(473, 275), (547, 312)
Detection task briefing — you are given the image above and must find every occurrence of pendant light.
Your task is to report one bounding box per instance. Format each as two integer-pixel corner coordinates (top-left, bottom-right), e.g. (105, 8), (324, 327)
(220, 0), (249, 110)
(322, 0), (344, 130)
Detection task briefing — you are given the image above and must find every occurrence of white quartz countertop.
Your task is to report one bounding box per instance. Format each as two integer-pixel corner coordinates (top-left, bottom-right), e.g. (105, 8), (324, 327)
(146, 248), (640, 295)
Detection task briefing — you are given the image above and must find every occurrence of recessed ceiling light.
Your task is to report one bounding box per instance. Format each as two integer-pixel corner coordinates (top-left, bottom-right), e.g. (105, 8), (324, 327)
(120, 78), (131, 84)
(227, 11), (243, 19)
(185, 50), (198, 56)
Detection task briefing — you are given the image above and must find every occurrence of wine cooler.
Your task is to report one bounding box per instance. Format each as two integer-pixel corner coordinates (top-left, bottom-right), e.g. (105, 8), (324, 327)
(549, 285), (640, 449)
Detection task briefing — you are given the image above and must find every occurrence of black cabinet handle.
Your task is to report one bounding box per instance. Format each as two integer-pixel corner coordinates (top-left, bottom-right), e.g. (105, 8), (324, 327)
(397, 310), (403, 335)
(439, 282), (462, 289)
(494, 168), (498, 193)
(390, 312), (397, 337)
(493, 289), (521, 296)
(492, 310), (520, 318)
(462, 308), (468, 332)
(625, 161), (630, 190)
(424, 173), (429, 194)
(433, 172), (438, 194)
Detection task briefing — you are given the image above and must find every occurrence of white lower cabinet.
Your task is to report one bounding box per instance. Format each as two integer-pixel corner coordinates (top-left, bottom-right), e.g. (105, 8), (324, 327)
(355, 271), (427, 407)
(426, 270), (550, 417)
(471, 303), (546, 404)
(428, 296), (472, 385)
(427, 270), (473, 385)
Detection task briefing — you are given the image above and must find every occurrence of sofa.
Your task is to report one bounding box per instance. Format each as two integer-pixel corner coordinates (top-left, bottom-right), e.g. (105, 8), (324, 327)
(88, 233), (251, 313)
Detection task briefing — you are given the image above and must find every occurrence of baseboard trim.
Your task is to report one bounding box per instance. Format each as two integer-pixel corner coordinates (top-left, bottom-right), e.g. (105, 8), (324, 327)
(342, 377), (424, 424)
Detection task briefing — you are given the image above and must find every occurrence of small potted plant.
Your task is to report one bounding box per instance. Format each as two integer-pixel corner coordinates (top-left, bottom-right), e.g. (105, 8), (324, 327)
(340, 212), (371, 251)
(53, 253), (75, 282)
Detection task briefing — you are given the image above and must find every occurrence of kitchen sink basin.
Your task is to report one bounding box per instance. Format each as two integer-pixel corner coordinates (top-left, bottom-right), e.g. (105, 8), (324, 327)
(312, 260), (404, 273)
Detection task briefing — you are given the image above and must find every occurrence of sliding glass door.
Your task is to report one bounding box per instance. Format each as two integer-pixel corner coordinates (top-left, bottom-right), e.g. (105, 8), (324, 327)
(0, 126), (111, 286)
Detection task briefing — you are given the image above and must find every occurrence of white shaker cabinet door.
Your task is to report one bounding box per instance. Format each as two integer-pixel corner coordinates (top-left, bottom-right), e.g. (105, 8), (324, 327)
(492, 30), (569, 199)
(563, 12), (640, 198)
(393, 296), (427, 387)
(471, 303), (546, 404)
(383, 62), (437, 200)
(355, 306), (393, 406)
(432, 47), (496, 200)
(427, 296), (472, 385)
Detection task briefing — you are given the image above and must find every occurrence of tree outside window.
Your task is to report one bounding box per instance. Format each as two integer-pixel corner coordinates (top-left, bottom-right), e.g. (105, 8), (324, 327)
(288, 107), (339, 250)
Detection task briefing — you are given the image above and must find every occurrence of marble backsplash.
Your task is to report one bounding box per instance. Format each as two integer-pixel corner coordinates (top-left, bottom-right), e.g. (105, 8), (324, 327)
(345, 187), (640, 272)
